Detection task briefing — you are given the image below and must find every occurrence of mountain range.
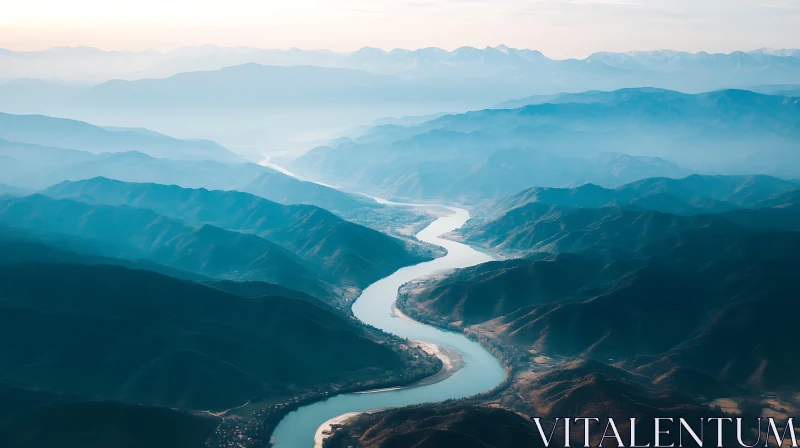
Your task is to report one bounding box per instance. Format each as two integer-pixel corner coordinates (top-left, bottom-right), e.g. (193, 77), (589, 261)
(4, 47), (800, 155)
(0, 112), (241, 163)
(484, 174), (799, 218)
(3, 46), (800, 94)
(42, 177), (431, 288)
(405, 223), (800, 391)
(75, 64), (513, 111)
(291, 89), (800, 200)
(0, 262), (433, 410)
(458, 174), (800, 256)
(0, 194), (339, 299)
(360, 172), (800, 448)
(324, 404), (548, 448)
(0, 132), (385, 222)
(326, 358), (731, 448)
(398, 175), (800, 400)
(0, 384), (221, 448)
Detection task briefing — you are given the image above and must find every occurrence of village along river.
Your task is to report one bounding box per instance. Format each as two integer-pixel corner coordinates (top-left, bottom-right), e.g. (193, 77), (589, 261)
(270, 197), (506, 447)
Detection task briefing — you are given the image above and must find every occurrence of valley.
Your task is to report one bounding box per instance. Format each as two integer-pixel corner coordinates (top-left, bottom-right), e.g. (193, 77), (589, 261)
(328, 175), (800, 448)
(1, 37), (799, 448)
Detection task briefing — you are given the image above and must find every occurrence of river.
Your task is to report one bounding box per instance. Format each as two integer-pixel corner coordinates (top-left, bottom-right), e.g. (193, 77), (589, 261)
(270, 202), (506, 447)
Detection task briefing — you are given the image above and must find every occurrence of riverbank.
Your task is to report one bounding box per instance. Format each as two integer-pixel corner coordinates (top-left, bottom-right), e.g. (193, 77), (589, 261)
(395, 281), (517, 401)
(314, 412), (365, 448)
(310, 341), (464, 447)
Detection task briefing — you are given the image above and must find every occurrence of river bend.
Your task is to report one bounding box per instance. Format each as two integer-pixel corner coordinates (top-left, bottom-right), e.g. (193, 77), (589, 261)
(271, 203), (506, 447)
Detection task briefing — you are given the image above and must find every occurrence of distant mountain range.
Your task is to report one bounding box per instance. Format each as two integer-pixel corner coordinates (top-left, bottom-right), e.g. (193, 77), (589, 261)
(3, 47), (800, 156)
(0, 135), (383, 221)
(292, 88), (800, 198)
(3, 47), (800, 155)
(0, 112), (241, 163)
(3, 46), (800, 94)
(0, 184), (28, 198)
(76, 64), (514, 111)
(499, 84), (800, 109)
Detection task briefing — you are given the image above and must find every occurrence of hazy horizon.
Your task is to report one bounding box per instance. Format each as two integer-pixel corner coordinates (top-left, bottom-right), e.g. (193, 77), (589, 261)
(2, 43), (800, 60)
(3, 0), (800, 59)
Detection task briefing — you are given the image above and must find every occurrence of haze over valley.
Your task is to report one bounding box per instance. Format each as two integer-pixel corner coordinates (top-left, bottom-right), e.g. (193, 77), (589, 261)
(3, 46), (800, 158)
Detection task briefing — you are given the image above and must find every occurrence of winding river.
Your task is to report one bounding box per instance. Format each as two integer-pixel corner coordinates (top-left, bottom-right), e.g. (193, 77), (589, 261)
(271, 202), (506, 447)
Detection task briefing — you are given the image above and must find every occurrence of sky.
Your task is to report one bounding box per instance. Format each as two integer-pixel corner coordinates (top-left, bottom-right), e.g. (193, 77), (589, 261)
(1, 0), (799, 58)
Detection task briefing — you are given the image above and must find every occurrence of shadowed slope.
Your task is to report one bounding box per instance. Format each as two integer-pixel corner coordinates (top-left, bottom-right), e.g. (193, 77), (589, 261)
(0, 262), (411, 410)
(44, 177), (431, 287)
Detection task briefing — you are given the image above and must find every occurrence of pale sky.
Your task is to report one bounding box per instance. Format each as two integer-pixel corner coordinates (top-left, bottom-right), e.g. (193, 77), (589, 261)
(1, 0), (799, 58)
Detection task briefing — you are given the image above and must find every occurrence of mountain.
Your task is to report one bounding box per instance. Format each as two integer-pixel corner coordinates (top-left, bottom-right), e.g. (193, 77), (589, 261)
(43, 178), (431, 287)
(0, 140), (378, 219)
(0, 112), (241, 162)
(400, 254), (618, 327)
(0, 139), (393, 229)
(0, 384), (220, 448)
(0, 221), (322, 305)
(772, 87), (800, 97)
(292, 130), (689, 202)
(0, 262), (427, 411)
(585, 49), (800, 79)
(484, 174), (799, 219)
(204, 279), (316, 302)
(239, 166), (376, 217)
(753, 189), (800, 209)
(745, 84), (800, 97)
(291, 89), (800, 200)
(404, 222), (800, 390)
(502, 85), (800, 110)
(5, 48), (800, 157)
(78, 63), (515, 110)
(300, 88), (800, 191)
(324, 405), (548, 448)
(457, 174), (799, 256)
(0, 139), (97, 186)
(412, 179), (800, 392)
(3, 46), (800, 93)
(0, 194), (337, 300)
(0, 224), (216, 283)
(460, 200), (800, 257)
(326, 359), (731, 448)
(0, 183), (28, 198)
(0, 79), (89, 112)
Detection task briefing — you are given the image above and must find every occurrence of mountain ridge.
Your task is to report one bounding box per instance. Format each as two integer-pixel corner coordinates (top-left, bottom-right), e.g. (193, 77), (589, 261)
(42, 177), (432, 288)
(0, 112), (241, 163)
